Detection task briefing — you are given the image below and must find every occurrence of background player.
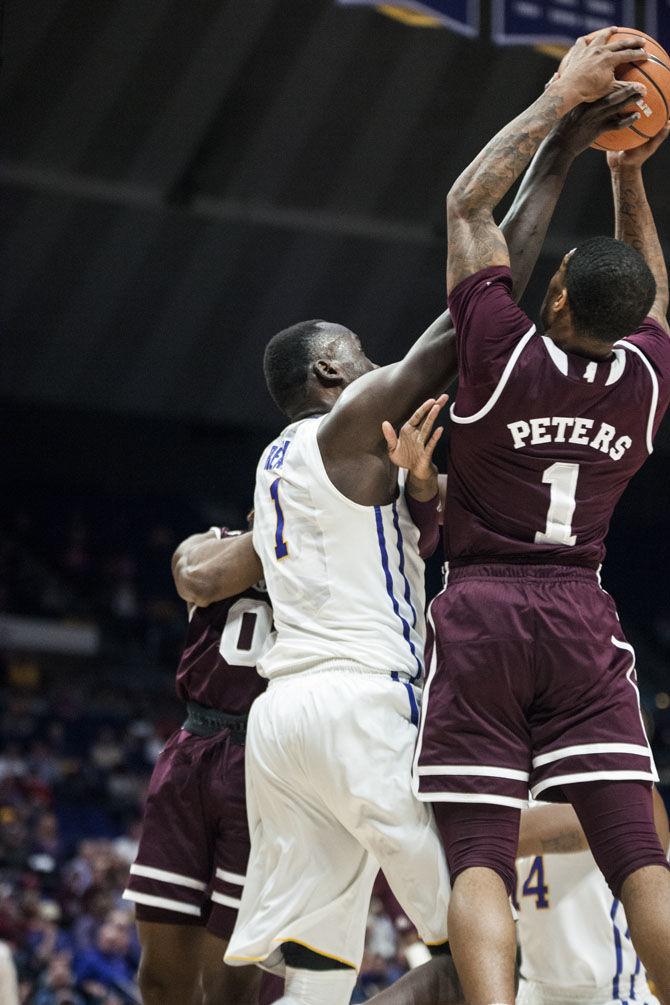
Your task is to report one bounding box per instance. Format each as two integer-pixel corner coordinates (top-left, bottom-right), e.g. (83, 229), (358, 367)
(223, 82), (646, 1005)
(367, 792), (669, 1005)
(516, 790), (670, 1005)
(413, 28), (670, 1005)
(123, 524), (276, 1005)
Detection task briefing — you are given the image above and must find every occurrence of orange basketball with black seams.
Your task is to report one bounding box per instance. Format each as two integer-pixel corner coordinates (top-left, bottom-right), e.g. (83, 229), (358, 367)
(587, 28), (670, 151)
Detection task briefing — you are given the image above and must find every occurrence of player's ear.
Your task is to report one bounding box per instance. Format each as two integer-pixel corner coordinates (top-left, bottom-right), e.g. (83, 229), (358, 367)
(313, 359), (345, 387)
(554, 287), (569, 313)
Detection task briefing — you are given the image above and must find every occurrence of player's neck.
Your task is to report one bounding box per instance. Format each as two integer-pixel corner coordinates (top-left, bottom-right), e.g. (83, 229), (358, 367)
(546, 327), (614, 363)
(292, 387), (342, 421)
(292, 405), (330, 420)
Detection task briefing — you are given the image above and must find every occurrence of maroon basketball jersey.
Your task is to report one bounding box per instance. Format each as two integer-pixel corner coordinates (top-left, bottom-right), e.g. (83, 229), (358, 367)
(175, 532), (272, 714)
(445, 267), (670, 568)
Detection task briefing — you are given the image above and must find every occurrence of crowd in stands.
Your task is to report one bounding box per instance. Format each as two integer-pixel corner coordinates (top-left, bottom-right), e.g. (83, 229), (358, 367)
(0, 492), (669, 1002)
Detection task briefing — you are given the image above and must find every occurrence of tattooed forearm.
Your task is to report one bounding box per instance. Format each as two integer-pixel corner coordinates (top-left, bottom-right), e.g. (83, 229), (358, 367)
(611, 167), (669, 323)
(451, 90), (567, 217)
(447, 85), (575, 291)
(501, 133), (575, 301)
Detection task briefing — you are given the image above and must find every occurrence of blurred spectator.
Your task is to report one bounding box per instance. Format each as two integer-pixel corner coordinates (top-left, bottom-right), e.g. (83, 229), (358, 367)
(0, 491), (667, 1001)
(90, 729), (123, 773)
(73, 920), (139, 1003)
(32, 953), (85, 1005)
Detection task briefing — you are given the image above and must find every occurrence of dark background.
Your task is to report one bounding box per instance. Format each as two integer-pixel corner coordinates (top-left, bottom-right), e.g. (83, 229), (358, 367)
(1, 0), (669, 673)
(1, 4), (669, 1001)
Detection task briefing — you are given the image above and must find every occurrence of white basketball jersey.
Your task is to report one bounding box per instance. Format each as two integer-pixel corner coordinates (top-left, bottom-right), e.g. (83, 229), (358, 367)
(516, 850), (653, 1000)
(253, 415), (426, 681)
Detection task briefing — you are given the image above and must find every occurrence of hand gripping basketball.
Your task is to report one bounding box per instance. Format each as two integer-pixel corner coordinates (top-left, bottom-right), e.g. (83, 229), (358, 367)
(556, 27), (670, 150)
(557, 26), (648, 106)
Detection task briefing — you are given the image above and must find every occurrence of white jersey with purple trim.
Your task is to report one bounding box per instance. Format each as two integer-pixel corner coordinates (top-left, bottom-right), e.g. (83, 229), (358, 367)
(253, 415), (426, 681)
(516, 849), (658, 1005)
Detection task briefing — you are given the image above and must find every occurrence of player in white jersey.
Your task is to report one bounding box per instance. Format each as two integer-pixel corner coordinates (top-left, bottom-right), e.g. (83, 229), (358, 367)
(224, 89), (645, 1005)
(516, 793), (670, 1005)
(225, 396), (453, 1005)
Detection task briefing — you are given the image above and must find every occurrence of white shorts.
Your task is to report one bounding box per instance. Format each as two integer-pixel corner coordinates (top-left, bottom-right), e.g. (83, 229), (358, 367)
(516, 977), (660, 1005)
(225, 669), (450, 973)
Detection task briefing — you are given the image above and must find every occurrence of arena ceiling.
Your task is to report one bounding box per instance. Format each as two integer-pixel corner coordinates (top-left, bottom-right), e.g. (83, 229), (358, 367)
(2, 0), (669, 449)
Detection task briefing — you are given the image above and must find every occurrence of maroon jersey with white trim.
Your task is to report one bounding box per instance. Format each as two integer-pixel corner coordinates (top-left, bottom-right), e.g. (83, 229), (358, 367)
(445, 267), (670, 568)
(175, 532), (273, 714)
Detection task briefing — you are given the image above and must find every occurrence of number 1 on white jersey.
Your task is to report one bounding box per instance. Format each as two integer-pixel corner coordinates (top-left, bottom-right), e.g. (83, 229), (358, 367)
(535, 462), (579, 547)
(270, 477), (289, 560)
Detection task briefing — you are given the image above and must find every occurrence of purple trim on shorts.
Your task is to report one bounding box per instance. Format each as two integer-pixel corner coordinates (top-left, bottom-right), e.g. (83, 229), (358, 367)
(392, 502), (418, 630)
(630, 953), (641, 1000)
(374, 506), (422, 677)
(403, 682), (419, 726)
(611, 899), (624, 1000)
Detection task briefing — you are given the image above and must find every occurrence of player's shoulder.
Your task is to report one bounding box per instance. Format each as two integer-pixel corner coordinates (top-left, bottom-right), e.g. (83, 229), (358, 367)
(259, 418), (314, 474)
(618, 316), (670, 382)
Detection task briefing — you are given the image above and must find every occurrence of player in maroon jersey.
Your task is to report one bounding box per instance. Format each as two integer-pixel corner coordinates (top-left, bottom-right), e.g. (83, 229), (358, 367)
(411, 28), (670, 1005)
(124, 482), (451, 1005)
(123, 525), (278, 1005)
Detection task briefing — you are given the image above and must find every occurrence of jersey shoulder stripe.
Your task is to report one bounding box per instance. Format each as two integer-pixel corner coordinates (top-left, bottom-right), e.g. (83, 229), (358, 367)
(450, 325), (536, 424)
(614, 340), (660, 453)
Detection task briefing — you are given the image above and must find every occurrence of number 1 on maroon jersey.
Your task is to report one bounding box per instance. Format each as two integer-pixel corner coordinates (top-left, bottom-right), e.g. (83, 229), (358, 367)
(535, 462), (580, 547)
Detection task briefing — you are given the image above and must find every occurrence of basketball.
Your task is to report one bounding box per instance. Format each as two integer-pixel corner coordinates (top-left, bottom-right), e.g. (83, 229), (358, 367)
(587, 28), (670, 150)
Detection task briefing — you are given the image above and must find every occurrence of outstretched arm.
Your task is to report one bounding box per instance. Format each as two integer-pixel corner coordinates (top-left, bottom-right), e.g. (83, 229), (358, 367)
(518, 788), (669, 858)
(517, 804), (588, 857)
(172, 530), (262, 607)
(504, 87), (645, 300)
(383, 396), (447, 559)
(320, 35), (647, 503)
(608, 126), (670, 332)
(447, 29), (647, 292)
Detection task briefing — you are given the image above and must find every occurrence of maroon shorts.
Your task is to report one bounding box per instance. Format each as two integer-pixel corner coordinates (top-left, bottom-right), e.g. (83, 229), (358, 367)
(413, 565), (658, 807)
(123, 727), (249, 940)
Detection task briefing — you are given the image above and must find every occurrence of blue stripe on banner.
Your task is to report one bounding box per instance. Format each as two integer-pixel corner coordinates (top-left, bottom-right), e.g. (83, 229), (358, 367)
(403, 681), (419, 726)
(374, 506), (422, 677)
(492, 0), (636, 47)
(611, 899), (624, 1001)
(646, 1), (669, 51)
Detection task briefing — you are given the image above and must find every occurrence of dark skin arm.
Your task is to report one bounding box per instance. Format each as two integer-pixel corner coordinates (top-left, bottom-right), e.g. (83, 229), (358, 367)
(608, 126), (670, 332)
(320, 63), (648, 507)
(171, 531), (262, 607)
(446, 28), (647, 292)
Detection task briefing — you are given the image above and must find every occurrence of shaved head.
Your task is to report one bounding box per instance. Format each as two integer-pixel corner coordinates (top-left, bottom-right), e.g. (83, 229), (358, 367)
(263, 319), (372, 418)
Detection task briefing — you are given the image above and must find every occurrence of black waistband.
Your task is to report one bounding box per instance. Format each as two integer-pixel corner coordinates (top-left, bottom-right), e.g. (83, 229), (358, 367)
(182, 700), (248, 738)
